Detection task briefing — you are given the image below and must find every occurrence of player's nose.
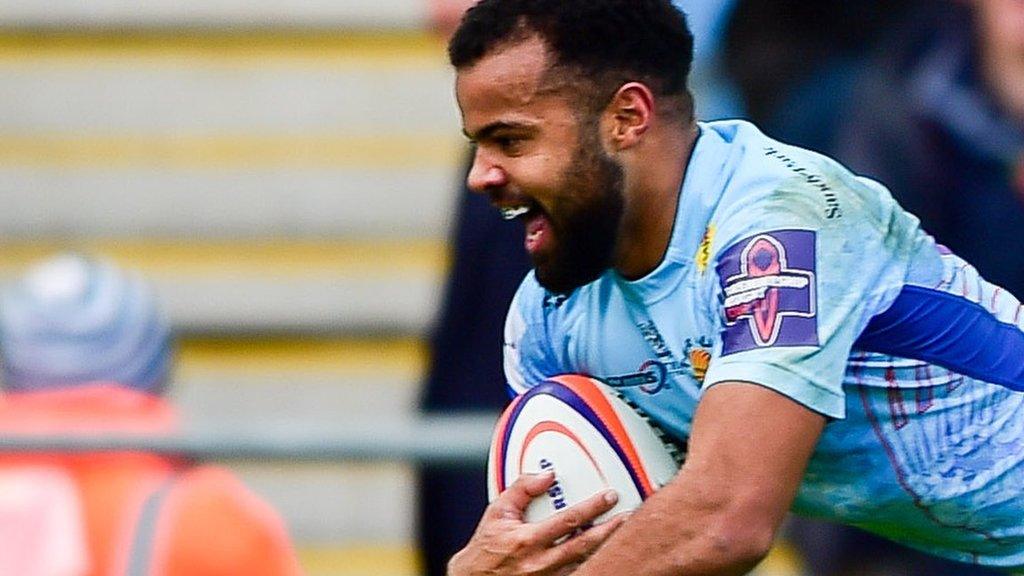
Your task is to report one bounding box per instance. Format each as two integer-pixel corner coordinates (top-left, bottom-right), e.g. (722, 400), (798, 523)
(466, 147), (507, 193)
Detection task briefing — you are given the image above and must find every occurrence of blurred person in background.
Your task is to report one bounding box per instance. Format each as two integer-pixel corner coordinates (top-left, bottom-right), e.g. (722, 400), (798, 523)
(417, 5), (530, 576)
(829, 0), (1024, 298)
(722, 0), (917, 153)
(0, 254), (302, 576)
(416, 157), (531, 576)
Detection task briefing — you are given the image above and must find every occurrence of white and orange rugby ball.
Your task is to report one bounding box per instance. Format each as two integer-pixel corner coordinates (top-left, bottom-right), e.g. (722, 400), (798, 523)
(488, 374), (683, 524)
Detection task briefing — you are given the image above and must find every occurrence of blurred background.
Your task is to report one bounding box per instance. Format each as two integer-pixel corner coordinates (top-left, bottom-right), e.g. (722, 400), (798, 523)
(0, 0), (1019, 575)
(0, 1), (464, 575)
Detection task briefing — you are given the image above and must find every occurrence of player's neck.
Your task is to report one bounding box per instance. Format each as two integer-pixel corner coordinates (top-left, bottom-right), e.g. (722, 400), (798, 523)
(614, 121), (698, 281)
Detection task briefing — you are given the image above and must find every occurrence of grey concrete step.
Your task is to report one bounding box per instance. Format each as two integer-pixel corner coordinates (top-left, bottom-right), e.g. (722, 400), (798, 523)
(168, 336), (430, 545)
(0, 32), (466, 238)
(0, 0), (431, 29)
(0, 239), (450, 335)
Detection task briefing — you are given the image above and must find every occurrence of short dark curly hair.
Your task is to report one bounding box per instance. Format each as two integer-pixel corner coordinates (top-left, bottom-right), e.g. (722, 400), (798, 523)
(449, 0), (694, 116)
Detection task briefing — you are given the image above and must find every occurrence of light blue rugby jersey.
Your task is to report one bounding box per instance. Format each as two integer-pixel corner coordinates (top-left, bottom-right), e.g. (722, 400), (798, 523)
(503, 120), (1024, 568)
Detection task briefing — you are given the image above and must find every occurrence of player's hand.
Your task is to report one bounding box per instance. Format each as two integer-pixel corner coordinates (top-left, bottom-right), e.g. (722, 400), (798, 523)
(446, 472), (627, 576)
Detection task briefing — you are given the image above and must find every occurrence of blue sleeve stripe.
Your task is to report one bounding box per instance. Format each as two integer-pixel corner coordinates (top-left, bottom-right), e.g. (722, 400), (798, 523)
(854, 285), (1024, 390)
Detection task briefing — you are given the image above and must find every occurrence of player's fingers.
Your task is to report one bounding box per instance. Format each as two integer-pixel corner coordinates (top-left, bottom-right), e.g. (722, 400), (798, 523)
(552, 563), (580, 576)
(574, 510), (629, 546)
(487, 471), (557, 520)
(544, 511), (630, 568)
(533, 489), (619, 543)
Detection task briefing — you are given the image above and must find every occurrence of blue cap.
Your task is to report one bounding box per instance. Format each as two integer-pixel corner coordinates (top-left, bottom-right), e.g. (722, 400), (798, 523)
(0, 254), (174, 394)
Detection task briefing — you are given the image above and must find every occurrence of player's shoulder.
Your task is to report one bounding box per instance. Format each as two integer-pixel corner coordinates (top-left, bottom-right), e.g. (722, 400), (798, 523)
(706, 119), (867, 216)
(702, 120), (903, 248)
(696, 121), (926, 301)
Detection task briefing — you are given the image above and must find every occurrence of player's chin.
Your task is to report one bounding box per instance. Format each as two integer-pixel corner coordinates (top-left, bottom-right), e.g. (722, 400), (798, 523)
(534, 261), (602, 295)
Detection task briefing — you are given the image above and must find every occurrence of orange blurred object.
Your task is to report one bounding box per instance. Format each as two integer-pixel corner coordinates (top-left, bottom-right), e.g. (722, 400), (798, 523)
(0, 384), (302, 576)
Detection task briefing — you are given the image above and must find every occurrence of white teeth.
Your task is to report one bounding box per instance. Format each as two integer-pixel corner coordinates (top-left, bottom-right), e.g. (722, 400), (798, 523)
(500, 206), (531, 220)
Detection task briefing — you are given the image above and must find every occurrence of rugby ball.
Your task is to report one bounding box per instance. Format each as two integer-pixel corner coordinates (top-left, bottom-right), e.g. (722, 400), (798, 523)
(488, 374), (683, 524)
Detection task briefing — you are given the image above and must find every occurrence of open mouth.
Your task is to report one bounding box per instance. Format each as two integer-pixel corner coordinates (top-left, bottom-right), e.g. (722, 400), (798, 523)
(524, 210), (549, 254)
(494, 198), (551, 255)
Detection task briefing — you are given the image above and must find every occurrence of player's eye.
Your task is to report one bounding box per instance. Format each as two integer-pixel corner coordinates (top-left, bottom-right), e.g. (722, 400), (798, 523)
(495, 135), (524, 155)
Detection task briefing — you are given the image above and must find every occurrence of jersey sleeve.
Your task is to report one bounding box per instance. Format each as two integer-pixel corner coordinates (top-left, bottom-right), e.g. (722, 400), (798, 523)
(702, 162), (921, 419)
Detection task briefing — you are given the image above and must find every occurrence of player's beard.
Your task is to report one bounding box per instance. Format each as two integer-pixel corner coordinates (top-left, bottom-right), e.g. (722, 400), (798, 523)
(533, 129), (625, 295)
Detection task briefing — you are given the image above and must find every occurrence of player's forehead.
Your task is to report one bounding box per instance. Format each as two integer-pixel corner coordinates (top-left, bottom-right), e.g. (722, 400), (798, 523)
(455, 36), (573, 138)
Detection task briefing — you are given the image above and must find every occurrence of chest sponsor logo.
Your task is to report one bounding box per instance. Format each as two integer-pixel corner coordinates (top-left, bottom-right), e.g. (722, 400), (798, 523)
(718, 230), (818, 355)
(605, 334), (713, 394)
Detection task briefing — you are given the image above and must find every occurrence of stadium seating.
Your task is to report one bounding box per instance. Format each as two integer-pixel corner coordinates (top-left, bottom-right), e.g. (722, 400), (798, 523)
(0, 1), (463, 574)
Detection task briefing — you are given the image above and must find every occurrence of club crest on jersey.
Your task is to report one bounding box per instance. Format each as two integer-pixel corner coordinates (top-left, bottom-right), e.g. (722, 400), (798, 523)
(717, 230), (818, 355)
(688, 346), (711, 383)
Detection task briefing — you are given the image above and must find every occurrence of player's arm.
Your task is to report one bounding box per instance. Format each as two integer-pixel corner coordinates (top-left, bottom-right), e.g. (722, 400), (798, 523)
(448, 472), (628, 576)
(575, 380), (825, 576)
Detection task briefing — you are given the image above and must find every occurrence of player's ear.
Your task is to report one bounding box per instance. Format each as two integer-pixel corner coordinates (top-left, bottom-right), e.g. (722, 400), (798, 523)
(605, 82), (654, 150)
